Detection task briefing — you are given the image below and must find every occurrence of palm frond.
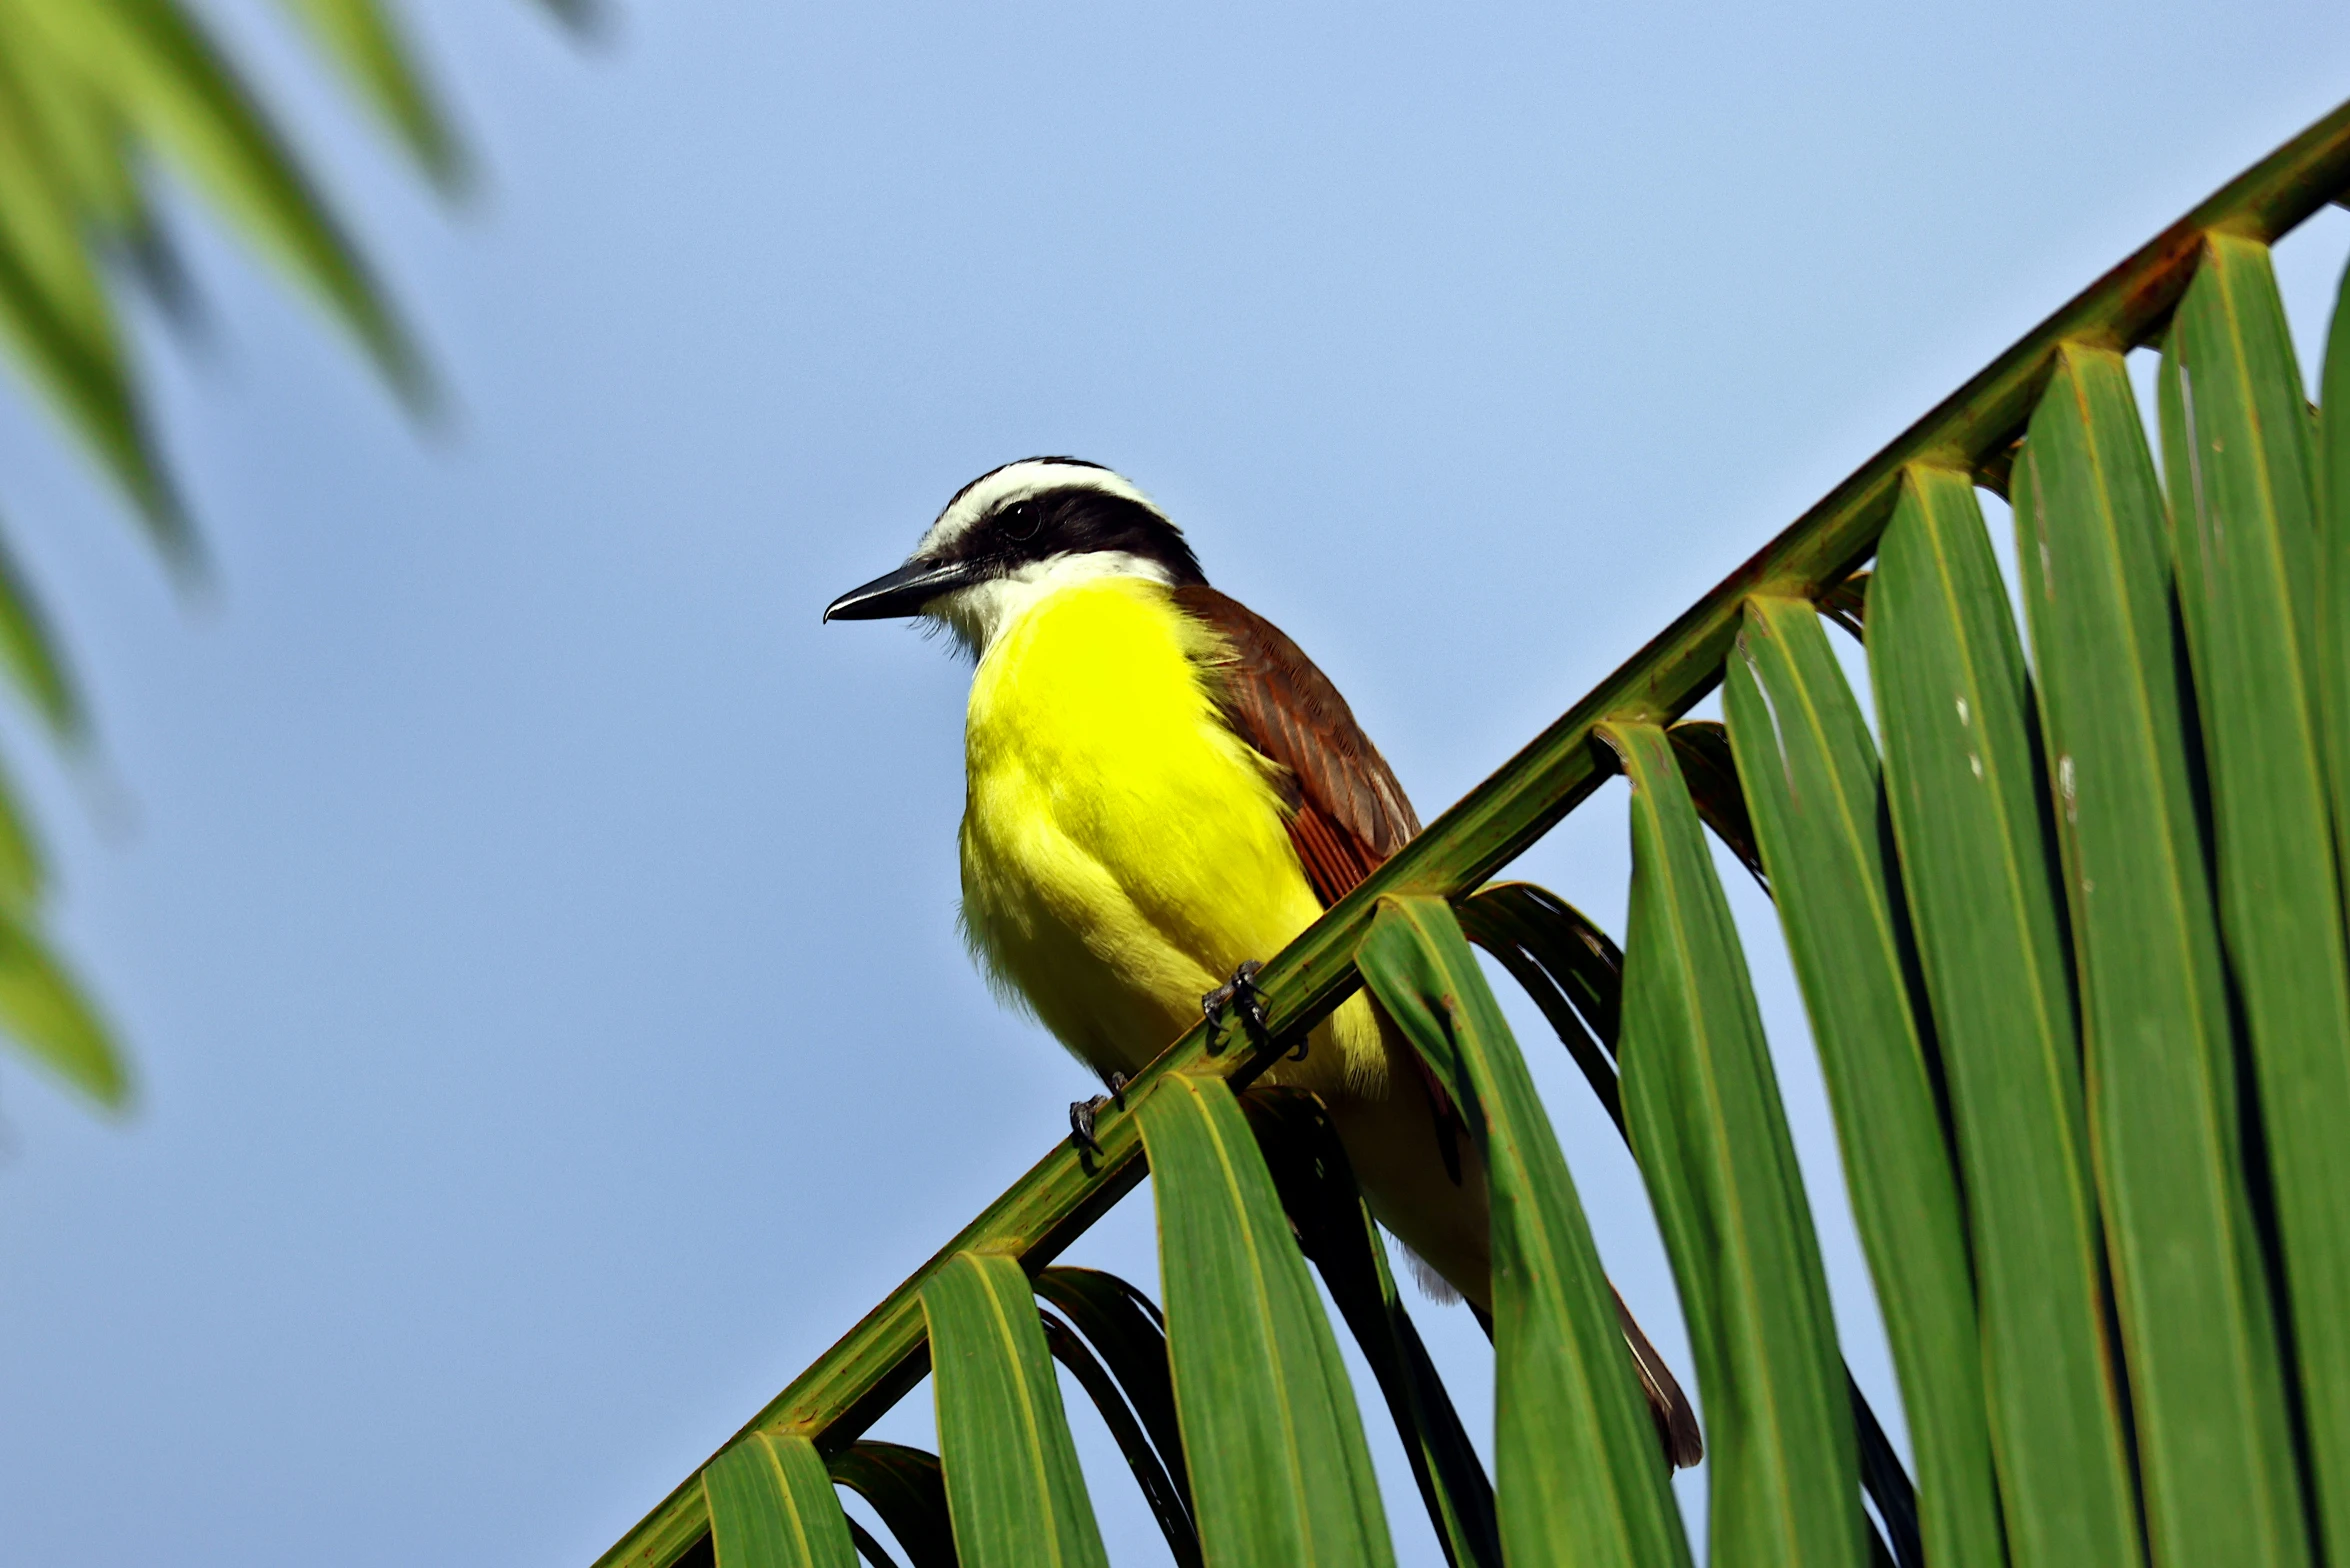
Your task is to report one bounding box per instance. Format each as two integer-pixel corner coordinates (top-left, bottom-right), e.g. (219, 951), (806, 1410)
(0, 0), (567, 1105)
(600, 99), (2350, 1568)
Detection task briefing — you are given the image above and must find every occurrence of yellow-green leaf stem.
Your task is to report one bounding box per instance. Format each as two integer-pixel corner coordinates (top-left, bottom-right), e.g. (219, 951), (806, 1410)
(921, 1253), (1107, 1568)
(1361, 894), (1693, 1568)
(2016, 344), (2307, 1568)
(706, 1435), (857, 1568)
(1137, 1072), (1394, 1568)
(1723, 594), (2005, 1568)
(1869, 466), (2140, 1568)
(1603, 718), (1866, 1568)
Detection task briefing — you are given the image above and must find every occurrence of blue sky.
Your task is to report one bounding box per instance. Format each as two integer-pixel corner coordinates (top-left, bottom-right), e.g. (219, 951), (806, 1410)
(0, 2), (2345, 1563)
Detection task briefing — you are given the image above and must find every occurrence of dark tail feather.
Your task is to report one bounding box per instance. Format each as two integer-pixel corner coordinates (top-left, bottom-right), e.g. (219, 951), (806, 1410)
(1612, 1284), (1704, 1469)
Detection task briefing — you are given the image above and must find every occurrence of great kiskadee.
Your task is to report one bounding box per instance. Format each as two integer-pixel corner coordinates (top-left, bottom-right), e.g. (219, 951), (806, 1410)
(826, 457), (1698, 1466)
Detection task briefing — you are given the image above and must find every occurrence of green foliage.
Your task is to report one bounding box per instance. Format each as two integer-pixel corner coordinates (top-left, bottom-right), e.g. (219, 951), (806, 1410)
(1363, 894), (1690, 1568)
(826, 1444), (956, 1568)
(1870, 467), (2139, 1568)
(1139, 1072), (1395, 1568)
(707, 1435), (857, 1568)
(2160, 237), (2350, 1562)
(1033, 1268), (1199, 1567)
(602, 97), (2350, 1568)
(922, 1253), (1108, 1568)
(1607, 718), (1867, 1568)
(2021, 344), (2309, 1568)
(275, 0), (465, 191)
(0, 0), (579, 1106)
(1723, 595), (2001, 1568)
(1242, 1088), (1499, 1568)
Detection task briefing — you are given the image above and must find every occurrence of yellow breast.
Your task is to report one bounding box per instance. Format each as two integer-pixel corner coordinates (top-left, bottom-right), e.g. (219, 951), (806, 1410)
(957, 576), (1328, 1077)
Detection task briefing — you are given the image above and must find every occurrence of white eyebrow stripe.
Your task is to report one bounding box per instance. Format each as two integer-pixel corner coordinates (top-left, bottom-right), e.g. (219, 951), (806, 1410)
(916, 461), (1161, 557)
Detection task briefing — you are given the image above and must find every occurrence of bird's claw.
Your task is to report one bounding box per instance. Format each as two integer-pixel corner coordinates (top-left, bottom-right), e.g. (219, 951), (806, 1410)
(1202, 959), (1269, 1054)
(1069, 1073), (1129, 1171)
(1070, 1096), (1107, 1158)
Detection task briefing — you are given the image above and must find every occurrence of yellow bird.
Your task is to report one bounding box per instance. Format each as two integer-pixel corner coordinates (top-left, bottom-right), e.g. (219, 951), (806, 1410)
(827, 458), (1697, 1465)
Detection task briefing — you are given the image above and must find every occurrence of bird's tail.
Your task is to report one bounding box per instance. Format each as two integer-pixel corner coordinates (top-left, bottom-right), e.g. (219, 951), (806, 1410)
(1612, 1284), (1705, 1468)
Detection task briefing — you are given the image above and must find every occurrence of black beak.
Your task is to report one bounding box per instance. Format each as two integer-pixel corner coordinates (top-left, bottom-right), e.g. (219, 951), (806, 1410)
(822, 558), (983, 622)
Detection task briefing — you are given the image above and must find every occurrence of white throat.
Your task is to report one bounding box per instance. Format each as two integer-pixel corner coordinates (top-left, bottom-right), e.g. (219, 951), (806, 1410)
(925, 551), (1174, 661)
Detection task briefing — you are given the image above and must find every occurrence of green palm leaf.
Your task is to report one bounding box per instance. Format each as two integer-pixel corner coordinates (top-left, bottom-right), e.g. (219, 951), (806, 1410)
(273, 0), (463, 191)
(599, 98), (2350, 1568)
(1460, 880), (1923, 1567)
(1032, 1267), (1189, 1511)
(1722, 593), (2003, 1568)
(24, 0), (429, 433)
(2157, 238), (2350, 1561)
(706, 1434), (858, 1568)
(1362, 893), (1693, 1568)
(2016, 344), (2307, 1568)
(2324, 231), (2350, 967)
(922, 1252), (1108, 1568)
(1604, 717), (1867, 1568)
(1036, 1308), (1200, 1568)
(1456, 883), (1624, 1126)
(827, 1444), (958, 1568)
(1243, 1087), (1500, 1568)
(0, 909), (124, 1106)
(1667, 720), (1766, 887)
(1135, 1071), (1395, 1568)
(1868, 465), (2140, 1568)
(0, 0), (575, 1104)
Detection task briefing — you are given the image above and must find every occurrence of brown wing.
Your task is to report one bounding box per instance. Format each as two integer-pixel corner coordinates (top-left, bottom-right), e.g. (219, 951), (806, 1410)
(1172, 584), (1420, 906)
(1180, 586), (1703, 1468)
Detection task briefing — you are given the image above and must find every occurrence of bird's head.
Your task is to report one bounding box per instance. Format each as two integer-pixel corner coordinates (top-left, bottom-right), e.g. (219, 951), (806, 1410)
(823, 458), (1205, 658)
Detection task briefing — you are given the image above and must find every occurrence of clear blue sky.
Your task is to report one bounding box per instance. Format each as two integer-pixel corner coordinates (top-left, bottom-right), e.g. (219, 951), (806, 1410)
(0, 2), (2345, 1563)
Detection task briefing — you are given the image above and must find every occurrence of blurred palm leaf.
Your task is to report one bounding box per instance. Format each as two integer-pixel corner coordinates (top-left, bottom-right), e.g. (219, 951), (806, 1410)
(0, 0), (577, 1107)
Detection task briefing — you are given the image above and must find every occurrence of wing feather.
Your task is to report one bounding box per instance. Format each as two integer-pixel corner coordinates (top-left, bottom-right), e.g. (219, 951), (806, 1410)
(1172, 584), (1419, 907)
(1177, 584), (1704, 1468)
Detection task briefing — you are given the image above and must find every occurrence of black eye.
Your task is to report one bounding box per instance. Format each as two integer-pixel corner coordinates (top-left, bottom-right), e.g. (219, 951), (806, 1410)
(1001, 501), (1041, 542)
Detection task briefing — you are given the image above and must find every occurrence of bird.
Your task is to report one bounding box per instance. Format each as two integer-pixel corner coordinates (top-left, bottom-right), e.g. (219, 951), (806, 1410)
(825, 456), (1699, 1467)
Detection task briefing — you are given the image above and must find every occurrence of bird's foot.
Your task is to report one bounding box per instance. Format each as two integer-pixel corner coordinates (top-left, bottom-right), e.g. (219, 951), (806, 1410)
(1201, 959), (1269, 1054)
(1068, 1073), (1130, 1171)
